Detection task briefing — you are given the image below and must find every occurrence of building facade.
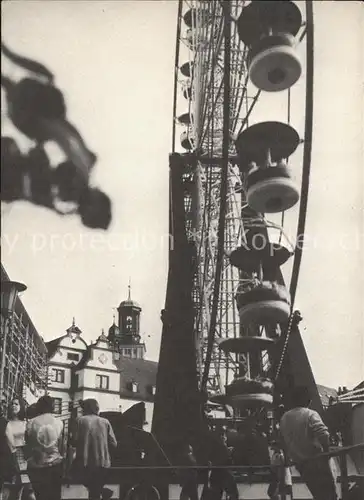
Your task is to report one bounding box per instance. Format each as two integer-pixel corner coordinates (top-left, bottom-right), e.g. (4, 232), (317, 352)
(46, 288), (157, 431)
(0, 265), (48, 409)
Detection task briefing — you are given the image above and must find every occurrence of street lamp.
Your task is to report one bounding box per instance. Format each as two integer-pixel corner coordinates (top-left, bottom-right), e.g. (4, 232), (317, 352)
(1, 280), (27, 316)
(1, 280), (27, 404)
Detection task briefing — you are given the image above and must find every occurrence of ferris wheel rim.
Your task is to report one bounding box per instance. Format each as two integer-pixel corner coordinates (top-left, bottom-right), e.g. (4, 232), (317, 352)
(289, 0), (314, 306)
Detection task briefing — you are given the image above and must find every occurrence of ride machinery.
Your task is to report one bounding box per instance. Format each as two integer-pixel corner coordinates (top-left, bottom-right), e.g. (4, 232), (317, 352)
(152, 0), (321, 453)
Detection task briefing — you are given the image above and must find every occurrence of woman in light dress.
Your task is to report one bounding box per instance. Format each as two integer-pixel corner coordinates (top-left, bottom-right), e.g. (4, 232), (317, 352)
(2, 398), (36, 500)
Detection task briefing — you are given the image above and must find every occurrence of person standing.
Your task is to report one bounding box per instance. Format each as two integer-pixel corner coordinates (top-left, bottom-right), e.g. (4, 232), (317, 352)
(178, 444), (199, 500)
(2, 398), (36, 500)
(25, 395), (64, 500)
(267, 441), (292, 500)
(0, 401), (9, 492)
(279, 386), (338, 500)
(73, 398), (117, 500)
(195, 427), (238, 500)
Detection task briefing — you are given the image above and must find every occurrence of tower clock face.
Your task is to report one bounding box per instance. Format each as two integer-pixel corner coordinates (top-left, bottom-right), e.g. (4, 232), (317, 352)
(98, 353), (108, 365)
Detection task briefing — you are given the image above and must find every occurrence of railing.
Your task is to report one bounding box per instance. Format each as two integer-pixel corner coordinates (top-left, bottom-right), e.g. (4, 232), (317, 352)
(306, 443), (364, 499)
(64, 443), (364, 500)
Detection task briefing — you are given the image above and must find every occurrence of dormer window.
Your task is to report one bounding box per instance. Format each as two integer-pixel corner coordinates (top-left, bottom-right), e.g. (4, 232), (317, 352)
(151, 385), (156, 396)
(131, 381), (138, 393)
(67, 352), (79, 361)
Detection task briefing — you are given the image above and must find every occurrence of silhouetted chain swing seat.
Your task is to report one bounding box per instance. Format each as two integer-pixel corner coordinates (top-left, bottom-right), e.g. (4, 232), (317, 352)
(1, 41), (112, 230)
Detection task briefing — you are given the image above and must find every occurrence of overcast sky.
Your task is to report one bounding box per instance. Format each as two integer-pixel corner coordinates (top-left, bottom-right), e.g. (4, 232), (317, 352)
(1, 1), (363, 390)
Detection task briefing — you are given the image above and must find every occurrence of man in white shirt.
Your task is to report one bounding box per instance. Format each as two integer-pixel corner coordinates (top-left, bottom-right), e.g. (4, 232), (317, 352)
(280, 386), (337, 500)
(26, 395), (64, 500)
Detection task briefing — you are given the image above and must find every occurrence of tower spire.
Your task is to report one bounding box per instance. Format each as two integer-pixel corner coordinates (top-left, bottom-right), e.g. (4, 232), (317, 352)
(128, 277), (131, 300)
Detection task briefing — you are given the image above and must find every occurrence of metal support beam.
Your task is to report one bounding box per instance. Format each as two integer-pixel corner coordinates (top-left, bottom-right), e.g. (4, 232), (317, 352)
(201, 0), (231, 392)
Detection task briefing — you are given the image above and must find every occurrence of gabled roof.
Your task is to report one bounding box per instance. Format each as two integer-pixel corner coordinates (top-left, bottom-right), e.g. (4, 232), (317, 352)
(74, 344), (93, 371)
(73, 335), (112, 371)
(74, 345), (157, 401)
(354, 380), (364, 391)
(114, 357), (157, 401)
(46, 322), (88, 359)
(46, 337), (65, 358)
(317, 384), (338, 407)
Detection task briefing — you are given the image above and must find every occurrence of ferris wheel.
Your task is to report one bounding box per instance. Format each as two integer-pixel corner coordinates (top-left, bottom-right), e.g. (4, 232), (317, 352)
(171, 0), (314, 418)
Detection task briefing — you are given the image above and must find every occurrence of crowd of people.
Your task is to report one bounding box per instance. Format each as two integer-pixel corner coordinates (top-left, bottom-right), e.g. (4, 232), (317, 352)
(0, 387), (341, 500)
(175, 386), (339, 500)
(0, 395), (116, 500)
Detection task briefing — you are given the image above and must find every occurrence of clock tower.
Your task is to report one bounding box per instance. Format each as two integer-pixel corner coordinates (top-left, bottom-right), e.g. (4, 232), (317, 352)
(108, 282), (146, 359)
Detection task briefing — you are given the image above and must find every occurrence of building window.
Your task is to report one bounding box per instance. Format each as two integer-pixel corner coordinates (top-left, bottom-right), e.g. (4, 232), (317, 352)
(67, 353), (79, 361)
(124, 348), (131, 357)
(96, 374), (109, 390)
(53, 369), (65, 383)
(53, 398), (62, 415)
(131, 381), (138, 393)
(147, 385), (156, 396)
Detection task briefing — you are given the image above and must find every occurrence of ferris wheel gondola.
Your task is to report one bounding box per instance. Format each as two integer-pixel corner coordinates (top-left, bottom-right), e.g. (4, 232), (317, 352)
(171, 0), (314, 423)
